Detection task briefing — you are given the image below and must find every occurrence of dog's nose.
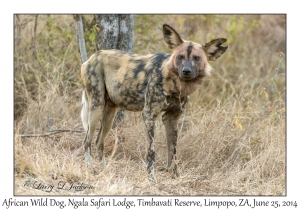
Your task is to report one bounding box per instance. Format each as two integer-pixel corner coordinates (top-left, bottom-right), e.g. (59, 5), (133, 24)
(182, 67), (191, 75)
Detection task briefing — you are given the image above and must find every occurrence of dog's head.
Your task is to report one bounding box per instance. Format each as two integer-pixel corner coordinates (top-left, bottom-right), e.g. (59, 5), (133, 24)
(163, 24), (228, 80)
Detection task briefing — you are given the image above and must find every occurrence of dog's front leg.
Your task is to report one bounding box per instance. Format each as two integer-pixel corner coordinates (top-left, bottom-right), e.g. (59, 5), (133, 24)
(142, 108), (158, 180)
(162, 96), (189, 178)
(162, 110), (181, 178)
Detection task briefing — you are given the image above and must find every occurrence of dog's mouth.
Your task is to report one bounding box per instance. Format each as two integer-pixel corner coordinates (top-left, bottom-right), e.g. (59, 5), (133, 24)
(179, 71), (198, 80)
(178, 66), (198, 80)
(180, 75), (195, 80)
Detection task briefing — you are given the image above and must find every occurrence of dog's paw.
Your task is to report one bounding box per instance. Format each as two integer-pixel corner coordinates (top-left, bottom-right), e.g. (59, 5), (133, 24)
(84, 153), (93, 168)
(147, 173), (156, 182)
(167, 165), (179, 179)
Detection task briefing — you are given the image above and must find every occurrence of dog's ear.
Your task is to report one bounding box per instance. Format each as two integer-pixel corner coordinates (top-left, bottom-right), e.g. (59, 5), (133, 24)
(203, 38), (228, 61)
(163, 24), (184, 50)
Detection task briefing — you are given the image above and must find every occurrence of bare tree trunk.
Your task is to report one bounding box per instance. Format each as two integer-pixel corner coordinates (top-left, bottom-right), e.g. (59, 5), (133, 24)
(96, 14), (134, 52)
(96, 14), (134, 128)
(117, 15), (134, 53)
(74, 14), (88, 63)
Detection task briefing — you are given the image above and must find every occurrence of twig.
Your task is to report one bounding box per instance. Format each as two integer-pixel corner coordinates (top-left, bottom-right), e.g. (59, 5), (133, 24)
(18, 129), (85, 138)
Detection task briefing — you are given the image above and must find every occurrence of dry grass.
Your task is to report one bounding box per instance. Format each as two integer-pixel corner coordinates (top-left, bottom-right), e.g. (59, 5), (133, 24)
(14, 14), (286, 195)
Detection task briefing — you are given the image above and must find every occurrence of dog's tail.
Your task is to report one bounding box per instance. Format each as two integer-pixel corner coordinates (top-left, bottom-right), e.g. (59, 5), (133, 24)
(81, 89), (89, 132)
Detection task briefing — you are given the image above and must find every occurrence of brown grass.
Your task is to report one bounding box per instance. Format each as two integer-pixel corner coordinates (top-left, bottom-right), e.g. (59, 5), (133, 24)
(14, 14), (286, 195)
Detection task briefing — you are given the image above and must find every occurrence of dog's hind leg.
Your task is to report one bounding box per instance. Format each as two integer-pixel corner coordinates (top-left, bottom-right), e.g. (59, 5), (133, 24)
(84, 100), (105, 168)
(82, 72), (106, 168)
(81, 90), (89, 132)
(95, 102), (117, 169)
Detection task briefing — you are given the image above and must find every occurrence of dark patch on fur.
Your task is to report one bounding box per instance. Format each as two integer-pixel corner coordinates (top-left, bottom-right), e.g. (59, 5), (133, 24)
(132, 59), (146, 78)
(147, 149), (155, 170)
(187, 42), (193, 58)
(113, 62), (120, 70)
(152, 54), (170, 68)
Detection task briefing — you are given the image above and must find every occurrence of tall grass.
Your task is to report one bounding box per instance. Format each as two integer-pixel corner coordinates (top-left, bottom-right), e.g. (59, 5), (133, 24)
(14, 14), (285, 195)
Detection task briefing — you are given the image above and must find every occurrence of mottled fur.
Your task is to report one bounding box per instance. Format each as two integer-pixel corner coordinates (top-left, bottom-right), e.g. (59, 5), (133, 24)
(81, 24), (228, 179)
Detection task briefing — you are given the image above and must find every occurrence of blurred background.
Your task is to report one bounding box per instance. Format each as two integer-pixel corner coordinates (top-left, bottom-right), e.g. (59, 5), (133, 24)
(14, 14), (286, 122)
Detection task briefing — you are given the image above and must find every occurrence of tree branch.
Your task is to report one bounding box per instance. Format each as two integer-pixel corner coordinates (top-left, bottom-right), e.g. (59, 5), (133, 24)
(18, 129), (85, 138)
(73, 14), (88, 63)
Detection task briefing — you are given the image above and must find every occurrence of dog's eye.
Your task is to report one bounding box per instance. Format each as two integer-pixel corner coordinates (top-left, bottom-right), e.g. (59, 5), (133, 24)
(177, 55), (184, 61)
(193, 56), (201, 62)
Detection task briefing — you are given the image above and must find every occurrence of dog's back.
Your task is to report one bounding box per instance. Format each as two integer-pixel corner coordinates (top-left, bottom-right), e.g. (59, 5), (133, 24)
(81, 50), (171, 111)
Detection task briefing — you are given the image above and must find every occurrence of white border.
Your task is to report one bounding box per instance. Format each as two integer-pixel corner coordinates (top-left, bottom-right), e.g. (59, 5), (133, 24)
(3, 0), (299, 209)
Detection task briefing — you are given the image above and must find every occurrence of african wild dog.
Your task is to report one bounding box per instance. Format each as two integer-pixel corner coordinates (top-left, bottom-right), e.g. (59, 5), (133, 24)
(80, 24), (227, 179)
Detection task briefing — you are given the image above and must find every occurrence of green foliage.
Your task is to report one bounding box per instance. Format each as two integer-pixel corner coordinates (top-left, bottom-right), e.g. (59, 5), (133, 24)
(225, 15), (260, 45)
(81, 15), (98, 54)
(134, 15), (166, 54)
(84, 24), (98, 53)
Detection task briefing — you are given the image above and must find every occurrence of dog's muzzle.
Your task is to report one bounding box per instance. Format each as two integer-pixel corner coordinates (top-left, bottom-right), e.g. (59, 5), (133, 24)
(182, 67), (191, 75)
(181, 66), (195, 80)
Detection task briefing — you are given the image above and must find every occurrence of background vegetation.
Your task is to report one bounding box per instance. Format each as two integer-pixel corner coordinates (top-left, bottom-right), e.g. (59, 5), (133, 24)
(14, 14), (286, 195)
